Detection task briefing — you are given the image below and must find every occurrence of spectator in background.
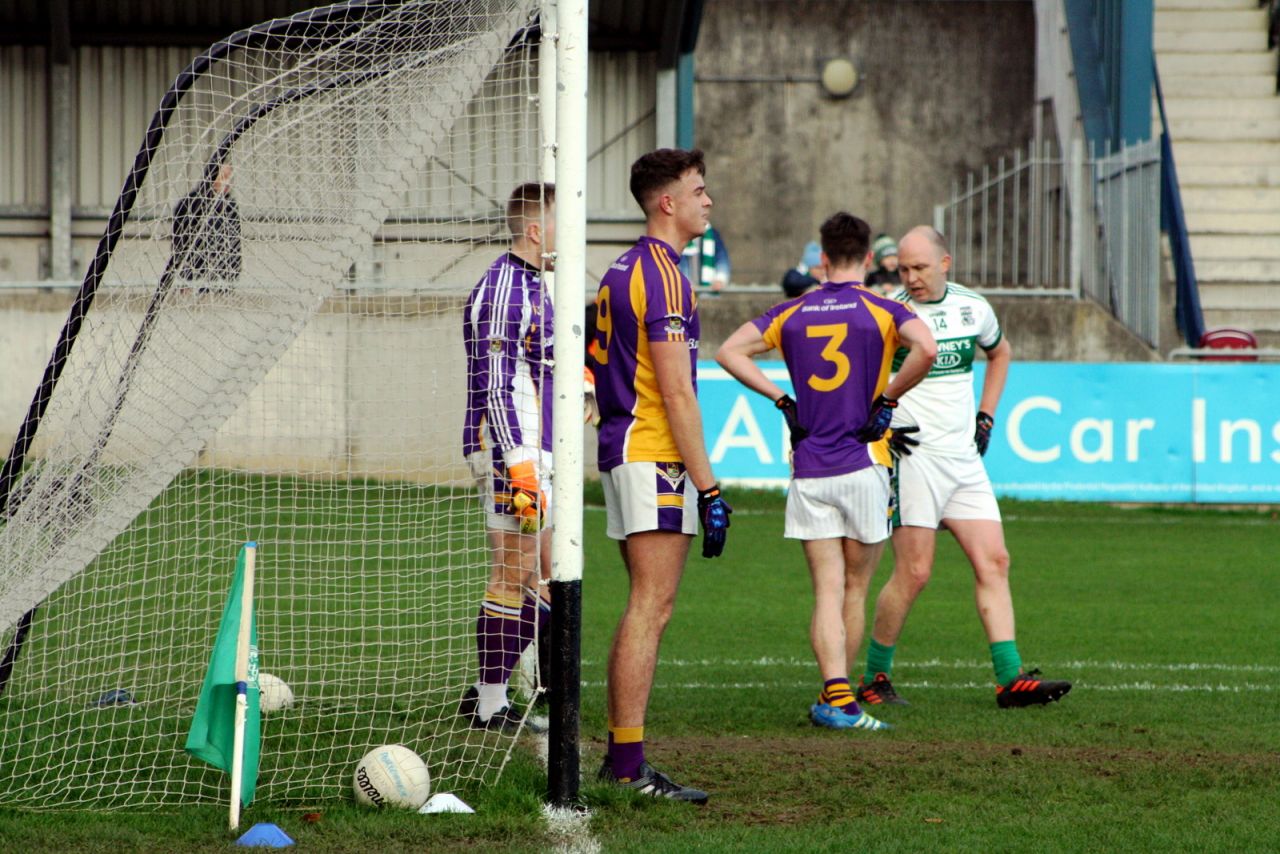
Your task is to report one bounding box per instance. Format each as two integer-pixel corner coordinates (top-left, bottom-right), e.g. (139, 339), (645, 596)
(866, 233), (900, 294)
(172, 163), (242, 291)
(681, 222), (731, 291)
(781, 240), (825, 298)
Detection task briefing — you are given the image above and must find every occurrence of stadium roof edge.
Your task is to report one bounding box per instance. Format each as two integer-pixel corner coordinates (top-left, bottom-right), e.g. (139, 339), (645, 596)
(0, 0), (706, 63)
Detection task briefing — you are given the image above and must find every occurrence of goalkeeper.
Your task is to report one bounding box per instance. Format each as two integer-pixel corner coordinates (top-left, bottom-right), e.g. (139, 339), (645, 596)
(855, 226), (1072, 710)
(716, 212), (935, 734)
(460, 182), (566, 732)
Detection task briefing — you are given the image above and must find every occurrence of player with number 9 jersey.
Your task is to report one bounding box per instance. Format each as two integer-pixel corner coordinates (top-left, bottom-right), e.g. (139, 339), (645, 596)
(594, 235), (700, 472)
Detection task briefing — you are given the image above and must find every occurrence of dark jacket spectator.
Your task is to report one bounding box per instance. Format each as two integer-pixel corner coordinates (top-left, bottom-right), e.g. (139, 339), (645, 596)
(172, 164), (241, 285)
(781, 240), (823, 298)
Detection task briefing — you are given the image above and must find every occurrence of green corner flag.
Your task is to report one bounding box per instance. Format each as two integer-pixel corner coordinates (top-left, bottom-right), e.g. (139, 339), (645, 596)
(185, 543), (260, 806)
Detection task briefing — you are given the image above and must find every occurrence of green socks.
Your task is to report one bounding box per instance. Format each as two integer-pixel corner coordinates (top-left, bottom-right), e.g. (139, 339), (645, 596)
(862, 639), (1023, 685)
(864, 639), (896, 684)
(990, 640), (1023, 686)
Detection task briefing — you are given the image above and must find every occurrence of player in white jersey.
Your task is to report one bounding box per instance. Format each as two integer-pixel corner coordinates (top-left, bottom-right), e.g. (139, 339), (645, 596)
(855, 226), (1072, 710)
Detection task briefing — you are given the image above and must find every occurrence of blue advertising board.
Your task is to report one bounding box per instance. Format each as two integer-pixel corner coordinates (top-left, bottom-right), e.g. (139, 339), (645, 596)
(698, 361), (1280, 503)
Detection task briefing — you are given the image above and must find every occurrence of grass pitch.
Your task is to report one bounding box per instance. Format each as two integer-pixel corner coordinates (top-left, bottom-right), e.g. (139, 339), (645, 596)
(1, 485), (1276, 852)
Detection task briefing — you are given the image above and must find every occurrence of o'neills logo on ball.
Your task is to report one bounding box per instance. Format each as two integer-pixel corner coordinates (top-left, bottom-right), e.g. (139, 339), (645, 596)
(355, 766), (385, 807)
(379, 755), (410, 796)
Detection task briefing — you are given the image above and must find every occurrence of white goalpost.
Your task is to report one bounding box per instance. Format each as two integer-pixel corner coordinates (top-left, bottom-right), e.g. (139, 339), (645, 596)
(0, 0), (583, 810)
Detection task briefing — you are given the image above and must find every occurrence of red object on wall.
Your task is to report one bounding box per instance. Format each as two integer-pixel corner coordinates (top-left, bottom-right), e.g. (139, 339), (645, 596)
(1198, 328), (1258, 362)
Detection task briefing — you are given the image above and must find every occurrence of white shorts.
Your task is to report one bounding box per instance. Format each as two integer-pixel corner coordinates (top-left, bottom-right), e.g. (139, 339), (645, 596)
(893, 450), (1001, 528)
(467, 449), (553, 532)
(784, 465), (892, 543)
(600, 461), (699, 540)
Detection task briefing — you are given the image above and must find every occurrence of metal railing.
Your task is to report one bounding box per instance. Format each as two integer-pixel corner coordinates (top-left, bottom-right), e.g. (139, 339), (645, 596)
(1154, 61), (1204, 348)
(1268, 0), (1280, 91)
(933, 136), (1162, 346)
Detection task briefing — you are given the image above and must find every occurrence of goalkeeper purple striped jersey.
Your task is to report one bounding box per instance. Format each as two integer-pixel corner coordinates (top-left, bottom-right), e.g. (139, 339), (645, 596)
(594, 236), (700, 472)
(462, 252), (553, 460)
(751, 281), (917, 478)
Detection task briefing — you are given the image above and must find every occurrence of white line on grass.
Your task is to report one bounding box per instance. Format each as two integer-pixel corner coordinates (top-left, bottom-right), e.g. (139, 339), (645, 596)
(587, 506), (1276, 525)
(580, 657), (1280, 673)
(527, 722), (599, 854)
(584, 504), (783, 517)
(517, 653), (598, 854)
(543, 804), (600, 854)
(577, 679), (1275, 693)
(1003, 513), (1277, 527)
(906, 680), (1275, 693)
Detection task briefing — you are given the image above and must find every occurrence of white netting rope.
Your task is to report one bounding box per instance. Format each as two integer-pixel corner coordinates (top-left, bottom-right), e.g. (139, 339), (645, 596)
(0, 0), (544, 809)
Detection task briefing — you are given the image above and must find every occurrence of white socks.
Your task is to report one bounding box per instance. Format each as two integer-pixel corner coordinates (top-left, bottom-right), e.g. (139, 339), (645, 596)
(476, 682), (509, 720)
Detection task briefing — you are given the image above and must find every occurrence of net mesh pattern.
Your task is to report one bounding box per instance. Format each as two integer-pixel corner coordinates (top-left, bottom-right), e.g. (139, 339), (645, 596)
(0, 0), (548, 809)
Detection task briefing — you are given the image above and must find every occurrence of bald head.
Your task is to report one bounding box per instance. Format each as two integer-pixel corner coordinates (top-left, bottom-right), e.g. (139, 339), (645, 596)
(897, 225), (951, 302)
(899, 225), (949, 258)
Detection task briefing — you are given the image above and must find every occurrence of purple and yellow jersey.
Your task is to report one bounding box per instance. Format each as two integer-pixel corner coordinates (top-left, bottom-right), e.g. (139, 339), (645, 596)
(594, 236), (700, 472)
(461, 252), (553, 459)
(752, 280), (917, 478)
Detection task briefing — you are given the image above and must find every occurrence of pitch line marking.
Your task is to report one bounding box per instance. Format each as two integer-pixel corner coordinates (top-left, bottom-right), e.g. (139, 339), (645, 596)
(581, 657), (1280, 673)
(1002, 513), (1275, 528)
(587, 505), (1274, 525)
(578, 679), (1275, 693)
(584, 504), (782, 517)
(543, 804), (600, 854)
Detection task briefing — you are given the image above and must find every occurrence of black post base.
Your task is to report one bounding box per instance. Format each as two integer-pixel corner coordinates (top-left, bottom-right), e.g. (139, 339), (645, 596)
(546, 577), (581, 806)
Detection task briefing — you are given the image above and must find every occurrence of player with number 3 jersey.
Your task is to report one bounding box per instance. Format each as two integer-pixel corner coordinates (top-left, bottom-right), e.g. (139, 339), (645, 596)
(717, 212), (936, 733)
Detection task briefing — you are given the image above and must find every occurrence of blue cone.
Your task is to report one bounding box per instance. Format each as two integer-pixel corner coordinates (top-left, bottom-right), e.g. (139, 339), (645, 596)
(236, 823), (294, 848)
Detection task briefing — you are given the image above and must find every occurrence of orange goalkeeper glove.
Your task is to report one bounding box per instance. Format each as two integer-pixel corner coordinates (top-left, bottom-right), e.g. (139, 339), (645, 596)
(507, 460), (545, 534)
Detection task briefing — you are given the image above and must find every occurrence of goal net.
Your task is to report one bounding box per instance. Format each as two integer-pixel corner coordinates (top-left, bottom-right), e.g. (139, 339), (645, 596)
(0, 0), (551, 809)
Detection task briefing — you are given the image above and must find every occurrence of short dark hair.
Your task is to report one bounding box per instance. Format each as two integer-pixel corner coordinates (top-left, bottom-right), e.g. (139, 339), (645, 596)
(629, 148), (706, 214)
(506, 182), (554, 237)
(819, 212), (872, 267)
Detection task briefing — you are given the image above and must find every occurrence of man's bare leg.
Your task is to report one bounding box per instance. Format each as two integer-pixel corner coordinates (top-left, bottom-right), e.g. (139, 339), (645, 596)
(607, 531), (690, 726)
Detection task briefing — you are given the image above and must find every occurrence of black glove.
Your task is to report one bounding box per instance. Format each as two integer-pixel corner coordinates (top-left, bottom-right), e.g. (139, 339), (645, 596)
(696, 484), (733, 558)
(975, 411), (995, 456)
(854, 395), (897, 444)
(886, 425), (920, 458)
(774, 394), (809, 448)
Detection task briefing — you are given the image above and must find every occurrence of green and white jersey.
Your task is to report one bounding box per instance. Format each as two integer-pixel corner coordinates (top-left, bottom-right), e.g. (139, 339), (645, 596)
(889, 282), (1002, 457)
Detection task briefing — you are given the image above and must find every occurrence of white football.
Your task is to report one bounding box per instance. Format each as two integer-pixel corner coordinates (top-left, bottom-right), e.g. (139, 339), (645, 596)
(353, 744), (431, 809)
(257, 672), (294, 713)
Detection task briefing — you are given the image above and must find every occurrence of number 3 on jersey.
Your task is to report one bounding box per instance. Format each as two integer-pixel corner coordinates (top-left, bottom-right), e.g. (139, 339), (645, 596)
(594, 286), (612, 364)
(806, 323), (850, 391)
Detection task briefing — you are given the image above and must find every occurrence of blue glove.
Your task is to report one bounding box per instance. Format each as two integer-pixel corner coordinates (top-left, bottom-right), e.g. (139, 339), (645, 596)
(975, 411), (995, 456)
(774, 394), (808, 448)
(696, 484), (732, 558)
(855, 395), (897, 444)
(887, 425), (920, 458)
